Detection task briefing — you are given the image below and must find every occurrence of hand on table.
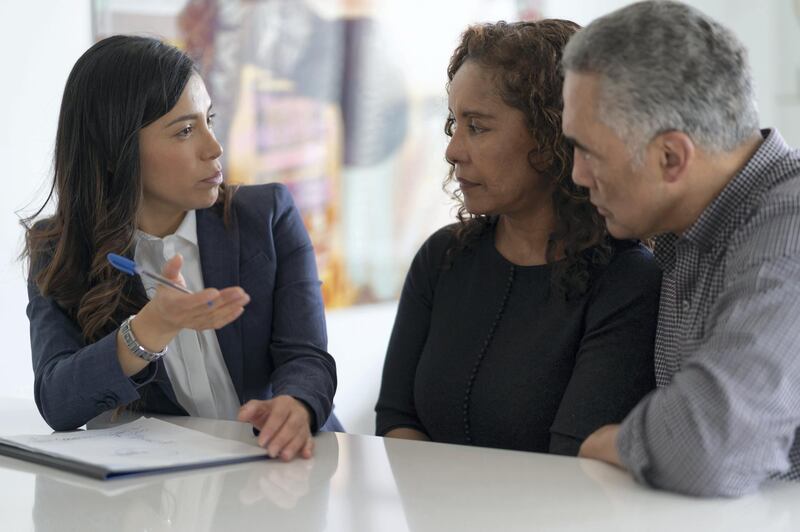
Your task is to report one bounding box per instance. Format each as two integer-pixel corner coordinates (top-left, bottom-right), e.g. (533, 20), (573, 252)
(578, 424), (624, 468)
(238, 395), (314, 461)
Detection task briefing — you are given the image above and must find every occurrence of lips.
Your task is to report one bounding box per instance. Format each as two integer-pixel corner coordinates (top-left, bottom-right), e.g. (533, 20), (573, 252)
(201, 170), (223, 185)
(457, 177), (480, 189)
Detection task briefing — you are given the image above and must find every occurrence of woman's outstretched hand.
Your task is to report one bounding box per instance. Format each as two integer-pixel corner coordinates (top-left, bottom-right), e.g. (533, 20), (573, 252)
(116, 254), (250, 376)
(146, 254), (250, 335)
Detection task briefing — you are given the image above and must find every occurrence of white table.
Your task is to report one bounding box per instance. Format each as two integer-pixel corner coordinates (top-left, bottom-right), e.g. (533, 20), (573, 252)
(1, 399), (799, 532)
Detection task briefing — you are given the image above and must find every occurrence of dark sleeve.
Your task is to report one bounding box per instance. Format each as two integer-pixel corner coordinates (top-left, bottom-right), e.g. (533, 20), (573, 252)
(549, 244), (661, 456)
(266, 184), (337, 433)
(27, 274), (157, 432)
(375, 229), (451, 436)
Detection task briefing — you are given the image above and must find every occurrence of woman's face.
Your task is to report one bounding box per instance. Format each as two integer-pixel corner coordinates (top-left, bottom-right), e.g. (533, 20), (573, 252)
(445, 61), (552, 218)
(138, 74), (223, 224)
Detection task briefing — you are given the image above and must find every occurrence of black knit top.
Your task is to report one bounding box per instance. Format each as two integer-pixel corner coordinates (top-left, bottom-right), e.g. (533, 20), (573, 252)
(375, 225), (661, 455)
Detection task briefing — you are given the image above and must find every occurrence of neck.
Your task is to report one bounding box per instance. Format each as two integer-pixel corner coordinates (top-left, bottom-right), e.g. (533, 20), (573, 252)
(671, 133), (763, 235)
(494, 207), (558, 266)
(137, 205), (187, 238)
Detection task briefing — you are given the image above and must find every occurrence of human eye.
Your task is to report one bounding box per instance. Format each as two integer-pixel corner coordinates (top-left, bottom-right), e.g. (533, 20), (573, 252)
(207, 113), (216, 129)
(572, 143), (592, 161)
(177, 124), (193, 138)
(468, 119), (486, 134)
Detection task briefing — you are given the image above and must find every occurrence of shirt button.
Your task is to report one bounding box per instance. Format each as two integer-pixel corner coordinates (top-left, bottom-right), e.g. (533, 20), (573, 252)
(682, 299), (691, 312)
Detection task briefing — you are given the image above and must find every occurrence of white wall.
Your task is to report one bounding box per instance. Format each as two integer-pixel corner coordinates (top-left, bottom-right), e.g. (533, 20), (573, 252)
(544, 0), (800, 146)
(0, 0), (91, 399)
(2, 1), (798, 436)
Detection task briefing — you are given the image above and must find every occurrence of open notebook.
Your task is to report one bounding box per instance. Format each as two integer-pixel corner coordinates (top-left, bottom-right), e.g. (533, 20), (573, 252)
(0, 417), (268, 480)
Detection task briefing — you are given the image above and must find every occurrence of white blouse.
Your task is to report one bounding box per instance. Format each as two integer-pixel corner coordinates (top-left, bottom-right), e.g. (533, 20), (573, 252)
(134, 210), (240, 420)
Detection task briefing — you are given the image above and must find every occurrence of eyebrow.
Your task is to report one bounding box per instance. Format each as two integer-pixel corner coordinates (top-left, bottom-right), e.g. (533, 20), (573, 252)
(564, 135), (597, 157)
(448, 108), (496, 120)
(164, 104), (214, 128)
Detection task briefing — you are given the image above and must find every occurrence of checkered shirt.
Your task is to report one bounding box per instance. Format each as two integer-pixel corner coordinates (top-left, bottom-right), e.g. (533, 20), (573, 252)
(617, 129), (800, 497)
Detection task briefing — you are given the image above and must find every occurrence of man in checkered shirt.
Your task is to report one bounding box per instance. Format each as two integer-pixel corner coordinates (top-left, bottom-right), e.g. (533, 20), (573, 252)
(560, 0), (800, 497)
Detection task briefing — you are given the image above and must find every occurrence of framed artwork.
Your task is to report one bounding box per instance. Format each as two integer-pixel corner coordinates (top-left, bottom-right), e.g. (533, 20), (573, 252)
(92, 0), (542, 307)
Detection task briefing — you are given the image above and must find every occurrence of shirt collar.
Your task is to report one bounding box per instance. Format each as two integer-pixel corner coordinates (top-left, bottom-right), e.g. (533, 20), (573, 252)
(653, 233), (678, 272)
(653, 129), (792, 267)
(680, 128), (791, 252)
(135, 210), (198, 246)
(174, 210), (198, 246)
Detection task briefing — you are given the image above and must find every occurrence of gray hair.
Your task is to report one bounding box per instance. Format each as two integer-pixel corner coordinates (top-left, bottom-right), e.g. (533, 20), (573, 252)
(562, 0), (759, 160)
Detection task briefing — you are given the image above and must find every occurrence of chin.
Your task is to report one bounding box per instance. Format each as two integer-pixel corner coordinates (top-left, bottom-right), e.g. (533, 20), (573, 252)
(606, 221), (641, 241)
(463, 201), (493, 217)
(196, 187), (220, 209)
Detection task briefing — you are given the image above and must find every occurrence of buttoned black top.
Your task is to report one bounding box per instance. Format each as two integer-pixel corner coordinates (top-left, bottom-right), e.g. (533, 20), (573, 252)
(376, 225), (661, 455)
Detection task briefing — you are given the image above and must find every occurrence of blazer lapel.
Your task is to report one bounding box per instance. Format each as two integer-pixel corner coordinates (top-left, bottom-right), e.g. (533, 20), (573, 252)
(196, 207), (245, 402)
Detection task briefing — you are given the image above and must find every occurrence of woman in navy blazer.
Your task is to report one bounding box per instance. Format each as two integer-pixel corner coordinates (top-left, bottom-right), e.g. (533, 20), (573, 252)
(24, 36), (339, 461)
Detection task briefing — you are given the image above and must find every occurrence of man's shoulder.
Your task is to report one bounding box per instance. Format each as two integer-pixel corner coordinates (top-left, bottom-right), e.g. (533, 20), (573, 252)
(727, 170), (800, 271)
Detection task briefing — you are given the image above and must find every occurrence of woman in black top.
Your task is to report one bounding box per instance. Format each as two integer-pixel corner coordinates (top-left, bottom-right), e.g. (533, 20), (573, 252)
(375, 20), (661, 455)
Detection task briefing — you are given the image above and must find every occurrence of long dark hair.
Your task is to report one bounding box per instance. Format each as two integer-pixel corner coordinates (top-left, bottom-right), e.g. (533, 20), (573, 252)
(444, 20), (610, 298)
(22, 35), (235, 342)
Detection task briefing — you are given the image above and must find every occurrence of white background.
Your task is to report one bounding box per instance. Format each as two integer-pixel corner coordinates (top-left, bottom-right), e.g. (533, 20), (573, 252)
(2, 0), (799, 435)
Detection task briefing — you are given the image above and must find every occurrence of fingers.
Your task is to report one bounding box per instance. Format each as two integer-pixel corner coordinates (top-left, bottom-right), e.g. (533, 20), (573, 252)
(156, 285), (219, 311)
(202, 288), (249, 329)
(301, 437), (314, 459)
(161, 254), (184, 280)
(208, 287), (251, 314)
(182, 288), (249, 327)
(277, 432), (312, 462)
(243, 397), (313, 461)
(239, 400), (271, 427)
(154, 284), (250, 331)
(258, 405), (290, 451)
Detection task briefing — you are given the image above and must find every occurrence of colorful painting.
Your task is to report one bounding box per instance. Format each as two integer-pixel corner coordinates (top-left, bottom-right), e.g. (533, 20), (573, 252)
(93, 0), (543, 307)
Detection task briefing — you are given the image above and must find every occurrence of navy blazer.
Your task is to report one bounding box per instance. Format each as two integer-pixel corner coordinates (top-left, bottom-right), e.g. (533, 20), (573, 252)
(27, 184), (340, 432)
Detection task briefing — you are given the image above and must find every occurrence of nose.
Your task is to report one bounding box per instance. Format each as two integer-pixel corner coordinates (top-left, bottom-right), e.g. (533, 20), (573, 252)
(571, 150), (593, 189)
(203, 127), (223, 161)
(445, 126), (467, 166)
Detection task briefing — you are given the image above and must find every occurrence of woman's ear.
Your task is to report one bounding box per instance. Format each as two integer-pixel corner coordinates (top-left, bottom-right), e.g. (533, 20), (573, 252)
(658, 131), (694, 184)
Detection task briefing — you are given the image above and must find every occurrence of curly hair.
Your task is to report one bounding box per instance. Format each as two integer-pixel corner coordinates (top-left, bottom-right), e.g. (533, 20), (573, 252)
(444, 20), (610, 299)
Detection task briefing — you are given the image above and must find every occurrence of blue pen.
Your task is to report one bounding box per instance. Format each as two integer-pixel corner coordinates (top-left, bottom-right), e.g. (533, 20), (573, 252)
(107, 253), (193, 295)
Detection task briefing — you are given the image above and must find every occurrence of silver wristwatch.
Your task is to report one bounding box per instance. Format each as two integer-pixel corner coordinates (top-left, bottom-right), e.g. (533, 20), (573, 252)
(120, 315), (168, 362)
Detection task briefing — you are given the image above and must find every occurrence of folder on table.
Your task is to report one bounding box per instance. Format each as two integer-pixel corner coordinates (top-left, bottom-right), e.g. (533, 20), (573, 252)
(0, 417), (267, 480)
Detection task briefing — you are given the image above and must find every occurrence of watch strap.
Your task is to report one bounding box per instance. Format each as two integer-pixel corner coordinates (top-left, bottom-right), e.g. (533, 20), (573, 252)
(120, 315), (168, 362)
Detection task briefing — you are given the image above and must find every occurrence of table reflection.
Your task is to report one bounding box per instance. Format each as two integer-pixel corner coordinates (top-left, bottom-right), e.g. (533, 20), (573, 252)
(31, 432), (339, 531)
(382, 438), (612, 532)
